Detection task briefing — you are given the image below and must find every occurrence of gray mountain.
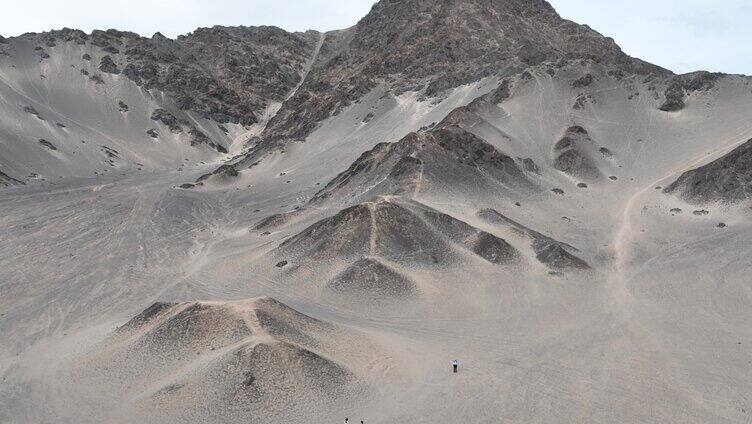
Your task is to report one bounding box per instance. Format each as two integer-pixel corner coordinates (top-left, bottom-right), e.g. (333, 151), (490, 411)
(2, 1), (752, 423)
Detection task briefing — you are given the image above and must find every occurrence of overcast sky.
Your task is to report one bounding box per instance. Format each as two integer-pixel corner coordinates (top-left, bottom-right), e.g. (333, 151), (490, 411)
(1, 0), (749, 75)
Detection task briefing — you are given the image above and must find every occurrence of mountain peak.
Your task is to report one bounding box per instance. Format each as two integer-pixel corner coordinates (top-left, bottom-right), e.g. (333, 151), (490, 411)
(258, 0), (666, 143)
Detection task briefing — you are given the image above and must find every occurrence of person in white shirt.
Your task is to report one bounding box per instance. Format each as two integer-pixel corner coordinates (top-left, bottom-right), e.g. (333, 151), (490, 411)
(452, 359), (459, 373)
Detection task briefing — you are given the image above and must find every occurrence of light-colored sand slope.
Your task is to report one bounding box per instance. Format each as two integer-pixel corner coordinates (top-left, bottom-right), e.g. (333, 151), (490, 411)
(1, 40), (752, 424)
(0, 33), (245, 184)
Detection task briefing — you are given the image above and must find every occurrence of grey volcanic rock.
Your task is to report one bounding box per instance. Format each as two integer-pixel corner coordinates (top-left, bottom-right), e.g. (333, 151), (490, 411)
(553, 125), (603, 181)
(311, 124), (530, 204)
(23, 106), (43, 120)
(0, 170), (24, 187)
(478, 208), (589, 270)
(150, 108), (227, 152)
(18, 26), (319, 126)
(118, 27), (318, 125)
(258, 0), (667, 146)
(533, 239), (590, 270)
(150, 109), (183, 133)
(471, 231), (519, 265)
(328, 258), (416, 297)
(38, 139), (57, 150)
(660, 72), (724, 111)
(98, 55), (120, 74)
(572, 73), (594, 88)
(659, 82), (685, 112)
(95, 298), (357, 417)
(279, 198), (519, 267)
(664, 139), (752, 203)
(197, 164), (239, 183)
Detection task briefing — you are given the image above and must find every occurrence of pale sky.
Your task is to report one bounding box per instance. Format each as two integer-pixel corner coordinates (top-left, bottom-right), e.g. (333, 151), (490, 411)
(0, 0), (749, 75)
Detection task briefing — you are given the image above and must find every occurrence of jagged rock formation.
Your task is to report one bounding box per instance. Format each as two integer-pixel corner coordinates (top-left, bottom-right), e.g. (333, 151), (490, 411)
(664, 139), (752, 203)
(258, 0), (667, 146)
(659, 71), (724, 112)
(15, 26), (319, 125)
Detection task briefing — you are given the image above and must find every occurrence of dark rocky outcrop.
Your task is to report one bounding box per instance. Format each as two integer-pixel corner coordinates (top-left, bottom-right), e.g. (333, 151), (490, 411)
(150, 109), (183, 133)
(257, 0), (668, 146)
(572, 73), (594, 88)
(328, 258), (416, 297)
(279, 198), (519, 267)
(310, 124), (530, 204)
(23, 106), (43, 120)
(660, 71), (725, 112)
(659, 82), (685, 112)
(553, 125), (603, 181)
(0, 170), (24, 187)
(98, 55), (120, 74)
(150, 109), (227, 153)
(533, 239), (590, 270)
(38, 139), (57, 150)
(664, 139), (752, 203)
(477, 208), (590, 270)
(196, 164), (239, 183)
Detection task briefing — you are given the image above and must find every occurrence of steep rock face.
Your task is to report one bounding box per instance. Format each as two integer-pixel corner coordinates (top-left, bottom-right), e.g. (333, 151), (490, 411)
(22, 26), (318, 125)
(664, 139), (752, 203)
(259, 0), (667, 144)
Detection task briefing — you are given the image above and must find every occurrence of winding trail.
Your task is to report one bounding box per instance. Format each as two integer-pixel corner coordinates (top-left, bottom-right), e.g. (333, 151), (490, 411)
(609, 128), (752, 310)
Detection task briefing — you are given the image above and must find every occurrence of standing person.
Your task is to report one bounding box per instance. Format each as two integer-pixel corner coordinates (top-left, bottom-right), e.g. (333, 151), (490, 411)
(452, 359), (459, 373)
(344, 419), (349, 424)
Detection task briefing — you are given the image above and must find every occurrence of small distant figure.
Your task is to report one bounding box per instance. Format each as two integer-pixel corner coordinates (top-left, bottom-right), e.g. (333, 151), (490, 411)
(452, 359), (459, 373)
(344, 419), (349, 424)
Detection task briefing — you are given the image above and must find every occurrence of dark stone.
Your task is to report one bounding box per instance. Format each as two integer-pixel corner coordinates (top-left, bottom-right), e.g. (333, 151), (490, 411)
(572, 73), (594, 88)
(99, 55), (120, 74)
(38, 139), (57, 150)
(659, 82), (685, 112)
(664, 139), (752, 203)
